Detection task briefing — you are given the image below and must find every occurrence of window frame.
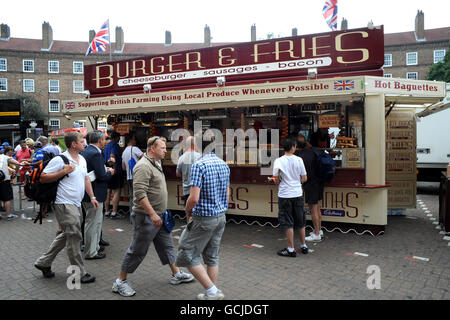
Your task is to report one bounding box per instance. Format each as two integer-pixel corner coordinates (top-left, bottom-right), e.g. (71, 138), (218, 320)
(406, 72), (418, 80)
(23, 59), (34, 72)
(49, 99), (60, 113)
(23, 79), (35, 92)
(49, 118), (60, 129)
(383, 73), (392, 78)
(48, 60), (60, 73)
(406, 52), (418, 66)
(384, 54), (392, 67)
(434, 49), (446, 64)
(0, 58), (6, 72)
(73, 80), (84, 93)
(0, 78), (7, 91)
(48, 79), (60, 93)
(73, 61), (84, 74)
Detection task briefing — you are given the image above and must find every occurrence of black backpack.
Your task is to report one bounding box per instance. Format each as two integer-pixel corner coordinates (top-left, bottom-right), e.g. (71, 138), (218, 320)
(24, 155), (69, 223)
(312, 148), (336, 183)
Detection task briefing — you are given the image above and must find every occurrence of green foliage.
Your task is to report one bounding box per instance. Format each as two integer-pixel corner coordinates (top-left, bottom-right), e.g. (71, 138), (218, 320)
(427, 42), (450, 82)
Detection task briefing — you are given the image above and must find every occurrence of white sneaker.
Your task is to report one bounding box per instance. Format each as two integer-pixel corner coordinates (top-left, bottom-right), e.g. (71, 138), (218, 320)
(105, 210), (111, 217)
(112, 280), (136, 297)
(305, 233), (322, 242)
(170, 270), (195, 285)
(310, 230), (324, 237)
(197, 289), (225, 300)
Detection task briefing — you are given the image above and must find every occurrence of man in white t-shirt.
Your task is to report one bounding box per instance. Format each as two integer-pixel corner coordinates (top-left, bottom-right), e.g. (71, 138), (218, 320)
(273, 137), (308, 257)
(34, 132), (99, 284)
(121, 134), (144, 216)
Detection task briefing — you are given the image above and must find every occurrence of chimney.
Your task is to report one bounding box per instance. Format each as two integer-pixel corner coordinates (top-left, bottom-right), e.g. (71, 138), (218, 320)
(251, 24), (256, 42)
(89, 30), (96, 43)
(41, 21), (53, 51)
(341, 18), (348, 31)
(415, 10), (425, 41)
(165, 30), (172, 46)
(115, 26), (124, 53)
(204, 25), (211, 47)
(0, 24), (10, 40)
(291, 28), (298, 36)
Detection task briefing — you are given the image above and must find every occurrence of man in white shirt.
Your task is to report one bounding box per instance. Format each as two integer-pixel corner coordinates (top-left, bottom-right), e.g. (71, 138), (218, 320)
(176, 136), (201, 205)
(34, 132), (99, 283)
(273, 137), (308, 257)
(121, 134), (143, 216)
(0, 146), (23, 220)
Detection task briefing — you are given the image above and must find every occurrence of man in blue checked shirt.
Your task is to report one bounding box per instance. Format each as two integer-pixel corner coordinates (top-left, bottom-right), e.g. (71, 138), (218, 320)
(176, 141), (230, 300)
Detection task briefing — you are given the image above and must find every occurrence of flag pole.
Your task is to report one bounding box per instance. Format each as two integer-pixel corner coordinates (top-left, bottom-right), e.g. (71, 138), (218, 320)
(109, 19), (112, 61)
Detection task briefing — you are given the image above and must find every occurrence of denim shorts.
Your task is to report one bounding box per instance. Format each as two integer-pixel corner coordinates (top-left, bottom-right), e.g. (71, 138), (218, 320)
(176, 214), (226, 267)
(278, 196), (305, 229)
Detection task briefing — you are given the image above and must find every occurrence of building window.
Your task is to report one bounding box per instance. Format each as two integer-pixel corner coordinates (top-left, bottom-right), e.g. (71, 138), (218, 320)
(49, 99), (60, 113)
(406, 52), (418, 66)
(384, 74), (392, 78)
(23, 79), (35, 92)
(49, 119), (60, 129)
(75, 120), (86, 128)
(0, 78), (7, 91)
(97, 121), (107, 129)
(434, 50), (446, 64)
(73, 61), (83, 74)
(48, 61), (59, 73)
(384, 54), (392, 67)
(73, 80), (84, 93)
(406, 72), (418, 80)
(23, 59), (34, 72)
(49, 80), (59, 93)
(0, 58), (6, 71)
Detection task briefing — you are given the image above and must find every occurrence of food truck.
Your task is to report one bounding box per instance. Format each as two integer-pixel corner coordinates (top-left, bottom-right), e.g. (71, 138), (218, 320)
(63, 26), (446, 235)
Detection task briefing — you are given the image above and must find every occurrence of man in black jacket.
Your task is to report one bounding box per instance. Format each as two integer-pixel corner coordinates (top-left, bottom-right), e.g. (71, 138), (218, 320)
(81, 131), (114, 259)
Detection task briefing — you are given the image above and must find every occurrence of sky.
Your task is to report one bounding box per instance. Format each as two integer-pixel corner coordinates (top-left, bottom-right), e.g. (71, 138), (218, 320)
(1, 0), (448, 43)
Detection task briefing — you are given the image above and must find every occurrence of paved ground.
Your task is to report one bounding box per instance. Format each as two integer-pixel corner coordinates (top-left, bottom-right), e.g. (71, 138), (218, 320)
(0, 182), (448, 300)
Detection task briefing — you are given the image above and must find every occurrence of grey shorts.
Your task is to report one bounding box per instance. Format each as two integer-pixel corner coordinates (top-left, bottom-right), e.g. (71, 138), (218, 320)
(121, 211), (176, 274)
(176, 214), (226, 268)
(278, 196), (306, 229)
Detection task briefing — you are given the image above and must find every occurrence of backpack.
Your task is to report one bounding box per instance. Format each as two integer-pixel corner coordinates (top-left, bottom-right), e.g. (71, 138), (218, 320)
(312, 148), (336, 183)
(128, 147), (137, 178)
(24, 154), (69, 205)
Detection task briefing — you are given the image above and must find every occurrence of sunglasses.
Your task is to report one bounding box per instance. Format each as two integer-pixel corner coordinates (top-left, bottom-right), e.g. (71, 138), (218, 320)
(149, 136), (165, 146)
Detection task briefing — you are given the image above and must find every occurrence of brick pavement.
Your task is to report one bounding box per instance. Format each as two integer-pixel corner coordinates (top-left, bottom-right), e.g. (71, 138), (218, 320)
(0, 183), (448, 300)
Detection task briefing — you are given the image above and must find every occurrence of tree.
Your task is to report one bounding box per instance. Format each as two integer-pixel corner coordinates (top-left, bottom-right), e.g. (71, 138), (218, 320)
(427, 42), (450, 82)
(3, 93), (46, 121)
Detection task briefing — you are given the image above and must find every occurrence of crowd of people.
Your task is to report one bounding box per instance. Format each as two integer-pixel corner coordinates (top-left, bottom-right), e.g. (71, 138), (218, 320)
(0, 128), (325, 300)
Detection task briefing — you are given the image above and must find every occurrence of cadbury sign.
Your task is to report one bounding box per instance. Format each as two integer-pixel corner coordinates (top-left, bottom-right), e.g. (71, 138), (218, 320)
(84, 27), (384, 96)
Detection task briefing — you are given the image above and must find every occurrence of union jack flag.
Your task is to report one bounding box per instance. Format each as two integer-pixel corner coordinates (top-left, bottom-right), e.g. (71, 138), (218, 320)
(334, 80), (354, 91)
(65, 102), (75, 110)
(323, 0), (338, 31)
(86, 20), (110, 55)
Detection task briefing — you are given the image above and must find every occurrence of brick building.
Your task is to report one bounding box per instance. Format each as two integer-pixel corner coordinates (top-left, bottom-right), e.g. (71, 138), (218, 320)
(382, 11), (449, 79)
(0, 13), (448, 141)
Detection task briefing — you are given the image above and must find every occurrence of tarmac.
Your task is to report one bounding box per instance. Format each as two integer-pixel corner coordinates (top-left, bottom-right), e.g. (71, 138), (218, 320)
(0, 182), (448, 300)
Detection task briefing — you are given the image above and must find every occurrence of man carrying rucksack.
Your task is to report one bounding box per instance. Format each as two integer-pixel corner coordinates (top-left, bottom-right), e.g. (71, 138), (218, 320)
(295, 133), (324, 242)
(37, 136), (60, 160)
(121, 133), (143, 217)
(34, 132), (98, 283)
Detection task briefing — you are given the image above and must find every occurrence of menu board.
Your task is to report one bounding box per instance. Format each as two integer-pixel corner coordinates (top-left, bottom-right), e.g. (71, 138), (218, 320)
(385, 109), (416, 208)
(319, 114), (340, 128)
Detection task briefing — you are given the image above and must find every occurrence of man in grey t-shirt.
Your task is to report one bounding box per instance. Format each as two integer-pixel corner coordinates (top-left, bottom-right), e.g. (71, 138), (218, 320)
(176, 136), (201, 205)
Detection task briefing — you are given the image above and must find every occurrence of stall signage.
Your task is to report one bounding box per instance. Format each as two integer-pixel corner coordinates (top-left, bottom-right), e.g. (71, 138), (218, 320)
(84, 27), (384, 96)
(64, 77), (363, 114)
(319, 114), (340, 128)
(366, 77), (446, 97)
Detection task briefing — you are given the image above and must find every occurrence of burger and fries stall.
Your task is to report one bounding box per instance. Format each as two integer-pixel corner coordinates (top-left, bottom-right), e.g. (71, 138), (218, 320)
(63, 26), (446, 235)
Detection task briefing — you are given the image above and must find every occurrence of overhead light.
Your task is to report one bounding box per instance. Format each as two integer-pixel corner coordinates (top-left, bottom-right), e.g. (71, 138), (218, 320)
(64, 114), (71, 120)
(216, 76), (226, 87)
(82, 90), (90, 98)
(307, 68), (318, 79)
(198, 115), (227, 120)
(143, 84), (152, 92)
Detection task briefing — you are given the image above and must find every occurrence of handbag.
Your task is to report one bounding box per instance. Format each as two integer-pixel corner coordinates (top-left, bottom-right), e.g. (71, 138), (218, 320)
(162, 209), (175, 233)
